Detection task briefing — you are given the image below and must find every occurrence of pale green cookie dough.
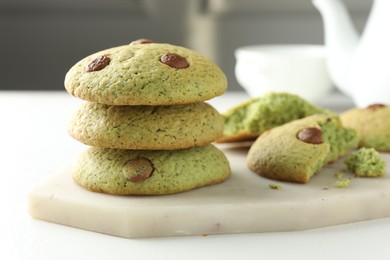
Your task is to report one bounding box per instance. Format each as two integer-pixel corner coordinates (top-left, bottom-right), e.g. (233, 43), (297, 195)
(345, 148), (386, 177)
(64, 42), (227, 105)
(72, 144), (231, 195)
(247, 114), (359, 183)
(68, 102), (223, 150)
(218, 92), (335, 143)
(340, 104), (390, 152)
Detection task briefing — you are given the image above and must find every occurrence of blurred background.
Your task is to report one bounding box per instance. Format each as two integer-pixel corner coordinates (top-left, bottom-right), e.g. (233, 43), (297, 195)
(0, 0), (371, 91)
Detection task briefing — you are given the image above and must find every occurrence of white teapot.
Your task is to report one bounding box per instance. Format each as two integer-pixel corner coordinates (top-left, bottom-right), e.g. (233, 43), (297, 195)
(312, 0), (390, 107)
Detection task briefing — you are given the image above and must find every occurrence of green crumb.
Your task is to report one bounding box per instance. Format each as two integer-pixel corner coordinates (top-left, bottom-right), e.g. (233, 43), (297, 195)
(334, 172), (344, 179)
(333, 170), (352, 188)
(333, 178), (351, 188)
(345, 148), (386, 177)
(268, 183), (282, 190)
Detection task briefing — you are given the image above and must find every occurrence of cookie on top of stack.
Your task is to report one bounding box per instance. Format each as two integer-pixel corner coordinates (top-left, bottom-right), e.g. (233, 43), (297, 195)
(64, 39), (231, 195)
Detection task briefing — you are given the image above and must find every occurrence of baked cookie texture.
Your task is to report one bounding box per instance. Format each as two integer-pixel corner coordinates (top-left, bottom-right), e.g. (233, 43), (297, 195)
(64, 43), (227, 105)
(68, 102), (223, 150)
(340, 104), (390, 152)
(218, 92), (335, 143)
(345, 148), (386, 177)
(72, 145), (231, 195)
(247, 114), (359, 183)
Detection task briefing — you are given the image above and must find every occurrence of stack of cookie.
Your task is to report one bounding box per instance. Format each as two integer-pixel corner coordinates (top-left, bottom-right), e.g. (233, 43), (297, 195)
(64, 39), (231, 195)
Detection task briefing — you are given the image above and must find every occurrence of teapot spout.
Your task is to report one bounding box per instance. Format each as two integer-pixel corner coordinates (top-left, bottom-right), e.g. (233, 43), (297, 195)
(312, 0), (359, 96)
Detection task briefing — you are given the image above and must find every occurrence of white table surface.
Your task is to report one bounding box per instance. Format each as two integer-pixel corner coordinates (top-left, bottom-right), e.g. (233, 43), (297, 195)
(1, 90), (390, 260)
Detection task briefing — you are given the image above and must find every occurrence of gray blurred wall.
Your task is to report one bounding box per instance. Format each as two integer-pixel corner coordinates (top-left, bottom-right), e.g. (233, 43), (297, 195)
(0, 0), (371, 91)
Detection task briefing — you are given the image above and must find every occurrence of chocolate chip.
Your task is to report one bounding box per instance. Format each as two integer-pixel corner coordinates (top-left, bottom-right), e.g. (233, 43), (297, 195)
(160, 53), (189, 69)
(130, 39), (154, 45)
(86, 55), (111, 72)
(297, 127), (323, 144)
(367, 103), (386, 110)
(122, 158), (154, 183)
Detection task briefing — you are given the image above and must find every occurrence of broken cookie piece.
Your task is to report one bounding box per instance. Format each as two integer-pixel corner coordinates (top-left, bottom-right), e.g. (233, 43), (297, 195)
(247, 114), (359, 183)
(218, 92), (335, 143)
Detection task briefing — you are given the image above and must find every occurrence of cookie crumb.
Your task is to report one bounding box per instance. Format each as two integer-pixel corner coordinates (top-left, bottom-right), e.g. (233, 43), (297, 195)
(345, 148), (386, 177)
(333, 178), (351, 188)
(268, 183), (282, 190)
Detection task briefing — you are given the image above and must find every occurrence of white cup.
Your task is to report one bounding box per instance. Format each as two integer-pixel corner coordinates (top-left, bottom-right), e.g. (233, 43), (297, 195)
(235, 44), (333, 102)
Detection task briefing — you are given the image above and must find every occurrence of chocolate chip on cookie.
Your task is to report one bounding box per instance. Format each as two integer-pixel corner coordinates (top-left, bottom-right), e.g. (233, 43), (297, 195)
(297, 127), (323, 144)
(130, 39), (154, 45)
(160, 53), (189, 69)
(123, 158), (154, 183)
(86, 55), (111, 72)
(367, 103), (386, 110)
